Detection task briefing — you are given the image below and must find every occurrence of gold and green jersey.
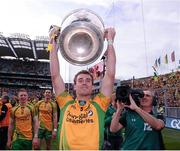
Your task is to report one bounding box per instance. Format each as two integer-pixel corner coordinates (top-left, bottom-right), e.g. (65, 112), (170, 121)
(56, 91), (110, 150)
(11, 104), (35, 140)
(35, 100), (57, 131)
(28, 99), (38, 107)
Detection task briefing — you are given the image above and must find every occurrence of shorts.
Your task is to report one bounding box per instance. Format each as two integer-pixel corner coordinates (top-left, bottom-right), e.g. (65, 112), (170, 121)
(12, 139), (32, 150)
(38, 128), (52, 140)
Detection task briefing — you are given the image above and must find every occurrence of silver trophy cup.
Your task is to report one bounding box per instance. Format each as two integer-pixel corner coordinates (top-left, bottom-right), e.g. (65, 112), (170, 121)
(59, 8), (105, 65)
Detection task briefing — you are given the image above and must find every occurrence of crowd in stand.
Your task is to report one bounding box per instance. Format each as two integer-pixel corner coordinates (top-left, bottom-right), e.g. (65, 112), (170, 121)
(0, 87), (49, 106)
(0, 58), (52, 95)
(0, 58), (50, 75)
(0, 78), (51, 87)
(122, 71), (180, 107)
(0, 62), (179, 108)
(1, 58), (179, 108)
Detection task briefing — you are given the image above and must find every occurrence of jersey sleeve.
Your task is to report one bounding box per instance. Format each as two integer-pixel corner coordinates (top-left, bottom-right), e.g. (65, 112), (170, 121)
(56, 91), (73, 109)
(93, 92), (111, 112)
(31, 105), (37, 117)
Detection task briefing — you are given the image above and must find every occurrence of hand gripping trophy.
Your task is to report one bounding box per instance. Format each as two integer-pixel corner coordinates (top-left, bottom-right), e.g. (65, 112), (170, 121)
(48, 8), (105, 65)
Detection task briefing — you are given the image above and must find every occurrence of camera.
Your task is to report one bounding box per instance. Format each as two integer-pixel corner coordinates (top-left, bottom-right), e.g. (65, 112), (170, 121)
(115, 85), (144, 105)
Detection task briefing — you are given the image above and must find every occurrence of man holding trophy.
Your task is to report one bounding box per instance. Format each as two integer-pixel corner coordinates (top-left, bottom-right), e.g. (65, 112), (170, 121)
(49, 9), (116, 150)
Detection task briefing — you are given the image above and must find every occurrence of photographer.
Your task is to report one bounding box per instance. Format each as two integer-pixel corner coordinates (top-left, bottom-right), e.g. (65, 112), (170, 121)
(110, 89), (165, 150)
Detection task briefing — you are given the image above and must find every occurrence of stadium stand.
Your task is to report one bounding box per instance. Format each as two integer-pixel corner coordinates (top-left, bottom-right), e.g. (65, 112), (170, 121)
(0, 33), (49, 60)
(0, 33), (60, 101)
(0, 32), (120, 101)
(0, 32), (179, 111)
(121, 71), (180, 107)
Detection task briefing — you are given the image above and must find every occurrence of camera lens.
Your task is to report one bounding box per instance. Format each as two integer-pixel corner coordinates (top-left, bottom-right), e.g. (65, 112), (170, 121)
(116, 86), (144, 106)
(116, 85), (130, 104)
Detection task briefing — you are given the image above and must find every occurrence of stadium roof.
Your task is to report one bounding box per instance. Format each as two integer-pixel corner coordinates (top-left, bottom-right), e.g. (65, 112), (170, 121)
(0, 33), (50, 60)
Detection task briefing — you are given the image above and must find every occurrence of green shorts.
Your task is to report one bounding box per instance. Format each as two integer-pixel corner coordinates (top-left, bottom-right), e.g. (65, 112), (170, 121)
(38, 128), (52, 140)
(12, 139), (32, 150)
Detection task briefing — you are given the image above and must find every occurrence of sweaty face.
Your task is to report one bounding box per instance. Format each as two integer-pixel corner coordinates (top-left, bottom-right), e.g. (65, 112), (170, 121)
(18, 92), (28, 105)
(74, 74), (93, 97)
(140, 90), (153, 107)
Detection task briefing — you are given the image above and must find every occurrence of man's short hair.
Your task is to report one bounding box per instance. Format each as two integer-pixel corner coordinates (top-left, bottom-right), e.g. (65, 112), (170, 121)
(18, 88), (28, 94)
(74, 70), (94, 85)
(143, 88), (155, 97)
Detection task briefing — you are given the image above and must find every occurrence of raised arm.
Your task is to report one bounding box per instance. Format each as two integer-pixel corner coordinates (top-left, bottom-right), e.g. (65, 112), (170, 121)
(128, 95), (165, 130)
(135, 107), (165, 130)
(110, 101), (124, 132)
(101, 28), (116, 97)
(49, 26), (65, 96)
(32, 115), (39, 147)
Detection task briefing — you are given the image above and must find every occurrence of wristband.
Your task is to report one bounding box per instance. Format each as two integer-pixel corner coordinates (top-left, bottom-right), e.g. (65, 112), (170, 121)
(34, 134), (38, 138)
(107, 39), (113, 45)
(54, 128), (57, 132)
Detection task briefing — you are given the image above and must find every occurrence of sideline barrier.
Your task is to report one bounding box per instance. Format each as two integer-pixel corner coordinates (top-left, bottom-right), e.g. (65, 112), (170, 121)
(164, 107), (180, 130)
(165, 117), (180, 130)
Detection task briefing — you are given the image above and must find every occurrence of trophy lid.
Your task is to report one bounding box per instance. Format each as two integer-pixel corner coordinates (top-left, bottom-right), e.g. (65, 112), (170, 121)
(61, 8), (104, 34)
